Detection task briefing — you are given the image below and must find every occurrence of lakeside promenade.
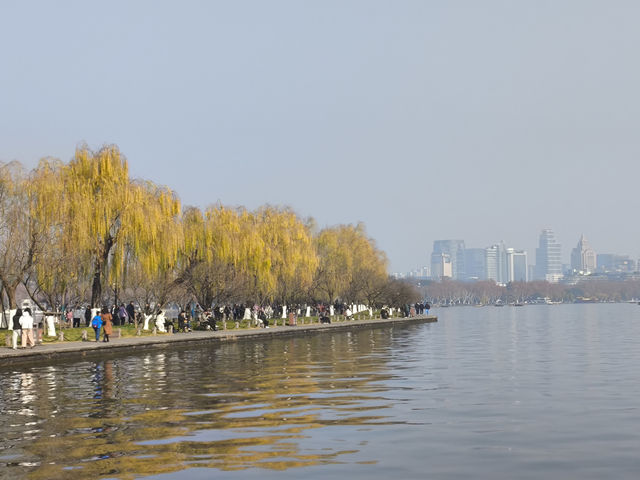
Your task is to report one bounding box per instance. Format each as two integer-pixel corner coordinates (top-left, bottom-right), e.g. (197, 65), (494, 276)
(0, 315), (437, 367)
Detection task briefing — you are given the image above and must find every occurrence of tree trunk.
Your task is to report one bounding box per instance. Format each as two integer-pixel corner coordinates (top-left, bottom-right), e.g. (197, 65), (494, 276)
(4, 282), (18, 309)
(91, 267), (102, 309)
(91, 237), (114, 308)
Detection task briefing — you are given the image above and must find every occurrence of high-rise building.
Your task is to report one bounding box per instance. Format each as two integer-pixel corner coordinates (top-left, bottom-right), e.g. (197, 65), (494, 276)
(431, 253), (452, 279)
(570, 235), (596, 274)
(464, 248), (486, 280)
(506, 248), (528, 282)
(485, 245), (499, 282)
(597, 254), (635, 273)
(527, 264), (536, 282)
(431, 240), (465, 280)
(485, 242), (508, 283)
(535, 229), (563, 283)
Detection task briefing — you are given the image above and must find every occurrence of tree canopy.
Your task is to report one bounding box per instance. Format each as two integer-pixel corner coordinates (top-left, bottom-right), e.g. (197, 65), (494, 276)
(0, 144), (402, 313)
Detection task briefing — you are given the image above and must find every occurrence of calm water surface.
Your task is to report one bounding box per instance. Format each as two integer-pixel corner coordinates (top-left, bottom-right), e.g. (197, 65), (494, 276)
(1, 304), (640, 479)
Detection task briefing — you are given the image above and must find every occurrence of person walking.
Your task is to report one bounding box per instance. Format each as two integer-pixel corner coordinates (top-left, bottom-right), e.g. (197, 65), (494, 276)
(19, 308), (36, 348)
(91, 312), (103, 342)
(11, 308), (22, 350)
(73, 304), (83, 328)
(101, 307), (113, 342)
(84, 306), (92, 327)
(117, 303), (128, 325)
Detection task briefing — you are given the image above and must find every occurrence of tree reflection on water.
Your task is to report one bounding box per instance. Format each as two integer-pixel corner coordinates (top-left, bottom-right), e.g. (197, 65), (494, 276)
(0, 327), (407, 479)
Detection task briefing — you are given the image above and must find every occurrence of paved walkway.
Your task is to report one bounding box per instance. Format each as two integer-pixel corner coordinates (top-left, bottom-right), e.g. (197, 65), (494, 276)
(0, 315), (437, 366)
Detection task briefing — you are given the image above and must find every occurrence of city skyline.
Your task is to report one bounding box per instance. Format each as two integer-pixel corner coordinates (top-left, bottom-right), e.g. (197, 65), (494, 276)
(397, 229), (638, 281)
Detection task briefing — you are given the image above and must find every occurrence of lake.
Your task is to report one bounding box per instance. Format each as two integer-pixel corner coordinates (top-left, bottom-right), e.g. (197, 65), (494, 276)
(1, 303), (639, 479)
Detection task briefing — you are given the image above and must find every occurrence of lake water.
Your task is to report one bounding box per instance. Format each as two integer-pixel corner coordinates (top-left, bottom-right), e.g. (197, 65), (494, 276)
(1, 303), (640, 479)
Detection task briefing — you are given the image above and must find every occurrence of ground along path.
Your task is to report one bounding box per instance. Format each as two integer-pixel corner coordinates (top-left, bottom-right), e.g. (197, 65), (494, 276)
(0, 315), (437, 367)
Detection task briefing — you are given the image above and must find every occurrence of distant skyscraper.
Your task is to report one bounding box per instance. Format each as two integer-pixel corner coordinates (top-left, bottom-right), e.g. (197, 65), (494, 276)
(535, 229), (563, 282)
(570, 235), (596, 273)
(431, 253), (452, 279)
(431, 240), (465, 280)
(485, 242), (508, 283)
(485, 245), (499, 282)
(464, 248), (486, 280)
(527, 264), (536, 282)
(506, 248), (528, 282)
(596, 254), (635, 273)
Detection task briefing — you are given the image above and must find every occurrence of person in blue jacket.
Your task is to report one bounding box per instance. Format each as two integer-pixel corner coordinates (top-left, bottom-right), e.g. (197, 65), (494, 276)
(91, 312), (103, 342)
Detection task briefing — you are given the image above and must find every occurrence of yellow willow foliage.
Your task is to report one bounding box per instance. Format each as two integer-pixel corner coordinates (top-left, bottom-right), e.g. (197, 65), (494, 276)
(128, 181), (183, 277)
(314, 226), (355, 302)
(182, 206), (207, 262)
(187, 205), (316, 302)
(203, 205), (268, 278)
(348, 227), (388, 303)
(35, 145), (182, 290)
(314, 223), (388, 302)
(253, 206), (318, 300)
(204, 205), (252, 266)
(28, 158), (86, 298)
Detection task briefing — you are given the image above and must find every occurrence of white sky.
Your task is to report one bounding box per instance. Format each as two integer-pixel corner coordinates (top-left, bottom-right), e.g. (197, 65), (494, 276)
(1, 1), (639, 271)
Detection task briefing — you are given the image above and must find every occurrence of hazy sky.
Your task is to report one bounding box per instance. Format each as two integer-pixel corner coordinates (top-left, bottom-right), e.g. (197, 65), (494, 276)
(2, 1), (639, 272)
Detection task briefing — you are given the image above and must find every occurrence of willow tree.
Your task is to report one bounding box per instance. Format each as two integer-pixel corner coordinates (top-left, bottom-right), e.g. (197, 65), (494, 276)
(119, 181), (184, 309)
(313, 223), (387, 305)
(254, 206), (318, 304)
(381, 277), (420, 307)
(180, 206), (261, 307)
(178, 205), (317, 306)
(0, 161), (41, 309)
(345, 226), (388, 305)
(25, 158), (90, 309)
(37, 145), (182, 307)
(178, 206), (216, 307)
(313, 226), (353, 303)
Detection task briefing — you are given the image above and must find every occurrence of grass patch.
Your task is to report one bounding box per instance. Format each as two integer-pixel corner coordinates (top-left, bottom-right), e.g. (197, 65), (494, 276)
(1, 311), (393, 346)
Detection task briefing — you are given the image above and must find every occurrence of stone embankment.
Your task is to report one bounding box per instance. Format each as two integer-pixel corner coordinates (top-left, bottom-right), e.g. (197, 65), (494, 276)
(0, 315), (437, 367)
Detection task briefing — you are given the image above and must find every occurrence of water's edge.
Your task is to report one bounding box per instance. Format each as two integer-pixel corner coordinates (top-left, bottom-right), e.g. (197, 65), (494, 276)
(0, 315), (437, 368)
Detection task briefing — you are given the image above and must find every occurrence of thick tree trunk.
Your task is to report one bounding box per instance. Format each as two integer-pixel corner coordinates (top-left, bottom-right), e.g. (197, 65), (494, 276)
(91, 237), (114, 308)
(91, 259), (103, 308)
(4, 282), (18, 309)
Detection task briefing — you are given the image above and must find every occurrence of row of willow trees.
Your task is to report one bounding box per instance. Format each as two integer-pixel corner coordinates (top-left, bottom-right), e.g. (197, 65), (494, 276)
(0, 145), (419, 312)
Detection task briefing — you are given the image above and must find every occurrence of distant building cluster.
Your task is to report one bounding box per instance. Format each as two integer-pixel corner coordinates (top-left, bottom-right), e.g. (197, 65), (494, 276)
(394, 229), (639, 284)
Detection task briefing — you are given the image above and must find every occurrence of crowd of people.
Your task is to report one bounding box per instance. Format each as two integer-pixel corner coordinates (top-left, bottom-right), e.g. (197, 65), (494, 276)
(68, 302), (139, 328)
(7, 299), (433, 347)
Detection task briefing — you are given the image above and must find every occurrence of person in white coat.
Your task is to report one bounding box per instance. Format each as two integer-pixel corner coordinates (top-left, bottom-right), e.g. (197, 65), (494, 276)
(19, 308), (35, 348)
(155, 310), (166, 333)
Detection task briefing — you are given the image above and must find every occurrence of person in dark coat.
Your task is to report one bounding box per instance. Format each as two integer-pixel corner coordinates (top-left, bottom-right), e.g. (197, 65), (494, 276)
(12, 308), (22, 350)
(126, 302), (136, 325)
(178, 310), (187, 332)
(84, 307), (92, 327)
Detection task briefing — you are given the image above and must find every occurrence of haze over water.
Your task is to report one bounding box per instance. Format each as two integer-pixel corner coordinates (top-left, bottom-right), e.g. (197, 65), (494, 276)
(1, 303), (640, 479)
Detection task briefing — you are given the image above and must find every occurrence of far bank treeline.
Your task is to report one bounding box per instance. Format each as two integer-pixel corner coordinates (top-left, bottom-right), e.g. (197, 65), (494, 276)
(0, 145), (419, 311)
(420, 278), (640, 305)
